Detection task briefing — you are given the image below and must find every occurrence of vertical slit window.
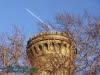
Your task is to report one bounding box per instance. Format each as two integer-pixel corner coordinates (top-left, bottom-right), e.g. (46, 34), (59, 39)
(52, 42), (55, 46)
(58, 43), (61, 47)
(39, 45), (42, 51)
(30, 49), (34, 57)
(44, 43), (48, 50)
(34, 47), (38, 54)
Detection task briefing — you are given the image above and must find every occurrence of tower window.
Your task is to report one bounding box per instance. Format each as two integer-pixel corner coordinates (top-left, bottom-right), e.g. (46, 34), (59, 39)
(44, 43), (48, 50)
(52, 42), (55, 46)
(39, 45), (42, 50)
(58, 43), (61, 47)
(34, 47), (38, 54)
(30, 49), (34, 57)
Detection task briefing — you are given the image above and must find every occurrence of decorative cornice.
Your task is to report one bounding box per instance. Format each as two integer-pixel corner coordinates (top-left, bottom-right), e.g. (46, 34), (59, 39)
(27, 31), (74, 46)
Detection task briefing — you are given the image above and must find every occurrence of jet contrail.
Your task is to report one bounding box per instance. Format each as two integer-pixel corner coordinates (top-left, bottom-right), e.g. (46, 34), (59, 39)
(25, 8), (52, 30)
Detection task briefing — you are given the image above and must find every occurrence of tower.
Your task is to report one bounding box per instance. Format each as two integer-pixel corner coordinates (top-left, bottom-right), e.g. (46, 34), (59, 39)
(26, 31), (77, 75)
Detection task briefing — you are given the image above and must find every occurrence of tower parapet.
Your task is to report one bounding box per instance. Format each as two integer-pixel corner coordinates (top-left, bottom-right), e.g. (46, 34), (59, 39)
(27, 31), (77, 75)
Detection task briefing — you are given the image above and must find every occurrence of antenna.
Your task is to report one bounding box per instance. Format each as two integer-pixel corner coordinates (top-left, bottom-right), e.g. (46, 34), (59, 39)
(25, 8), (53, 31)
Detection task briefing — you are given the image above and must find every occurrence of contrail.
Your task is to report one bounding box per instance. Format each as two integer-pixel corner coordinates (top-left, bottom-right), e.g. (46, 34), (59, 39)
(25, 8), (52, 30)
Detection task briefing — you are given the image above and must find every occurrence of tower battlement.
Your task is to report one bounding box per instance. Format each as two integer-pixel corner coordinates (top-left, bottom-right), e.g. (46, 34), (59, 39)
(27, 31), (73, 44)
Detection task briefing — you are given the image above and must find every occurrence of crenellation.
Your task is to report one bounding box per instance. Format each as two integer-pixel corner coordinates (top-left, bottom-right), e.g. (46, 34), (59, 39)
(28, 31), (74, 44)
(56, 31), (60, 34)
(50, 31), (54, 34)
(38, 33), (43, 36)
(44, 31), (48, 34)
(33, 34), (37, 38)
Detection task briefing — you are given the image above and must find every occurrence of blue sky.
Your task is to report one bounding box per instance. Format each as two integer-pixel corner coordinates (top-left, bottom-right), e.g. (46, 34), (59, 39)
(0, 0), (100, 38)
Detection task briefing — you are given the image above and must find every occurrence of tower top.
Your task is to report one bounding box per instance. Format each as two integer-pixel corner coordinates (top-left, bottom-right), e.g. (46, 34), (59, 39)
(27, 31), (75, 48)
(26, 31), (77, 74)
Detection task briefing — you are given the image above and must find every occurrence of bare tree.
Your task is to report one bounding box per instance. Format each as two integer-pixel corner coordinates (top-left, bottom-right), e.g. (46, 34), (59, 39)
(0, 25), (31, 75)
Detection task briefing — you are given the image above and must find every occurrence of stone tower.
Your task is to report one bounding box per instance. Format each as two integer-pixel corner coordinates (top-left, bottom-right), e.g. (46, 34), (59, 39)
(26, 31), (77, 75)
